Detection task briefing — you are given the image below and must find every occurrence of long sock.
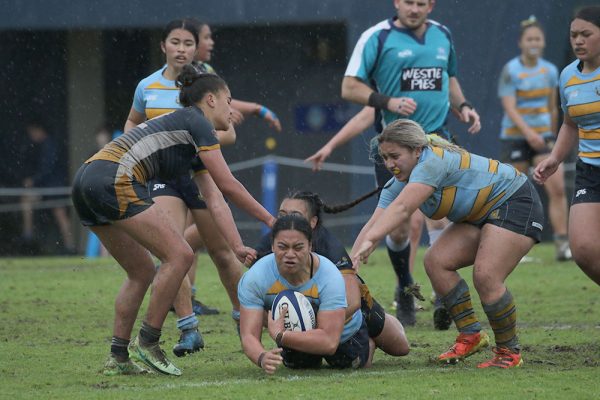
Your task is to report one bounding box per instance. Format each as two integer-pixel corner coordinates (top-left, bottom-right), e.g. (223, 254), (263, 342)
(428, 228), (443, 246)
(482, 289), (519, 352)
(386, 236), (412, 290)
(440, 279), (481, 333)
(176, 314), (198, 332)
(139, 321), (161, 345)
(111, 336), (129, 362)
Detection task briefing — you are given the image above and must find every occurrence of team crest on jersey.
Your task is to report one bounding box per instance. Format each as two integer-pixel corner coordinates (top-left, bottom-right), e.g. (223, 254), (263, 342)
(436, 47), (447, 61)
(488, 209), (500, 220)
(401, 67), (442, 91)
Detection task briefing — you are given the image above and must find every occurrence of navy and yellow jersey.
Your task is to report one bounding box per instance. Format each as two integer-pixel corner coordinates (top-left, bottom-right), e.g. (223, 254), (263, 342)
(378, 146), (527, 224)
(87, 106), (219, 184)
(498, 57), (558, 140)
(345, 17), (456, 133)
(132, 67), (181, 120)
(254, 225), (353, 274)
(238, 253), (362, 343)
(559, 60), (600, 167)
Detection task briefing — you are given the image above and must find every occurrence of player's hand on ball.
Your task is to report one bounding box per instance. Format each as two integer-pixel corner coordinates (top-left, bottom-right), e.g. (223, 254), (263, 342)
(267, 309), (286, 342)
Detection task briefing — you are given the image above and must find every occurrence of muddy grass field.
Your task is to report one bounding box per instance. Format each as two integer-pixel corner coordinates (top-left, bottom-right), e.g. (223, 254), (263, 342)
(1, 244), (598, 399)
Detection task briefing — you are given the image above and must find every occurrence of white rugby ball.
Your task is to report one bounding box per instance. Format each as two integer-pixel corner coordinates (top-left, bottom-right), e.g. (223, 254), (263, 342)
(271, 290), (316, 331)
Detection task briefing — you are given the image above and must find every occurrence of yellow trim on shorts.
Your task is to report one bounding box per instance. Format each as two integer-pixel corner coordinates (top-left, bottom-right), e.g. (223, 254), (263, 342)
(199, 144), (221, 151)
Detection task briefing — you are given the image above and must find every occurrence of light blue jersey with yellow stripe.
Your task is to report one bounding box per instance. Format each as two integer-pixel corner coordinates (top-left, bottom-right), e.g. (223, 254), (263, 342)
(498, 57), (558, 140)
(378, 146), (527, 224)
(132, 67), (180, 119)
(345, 18), (456, 133)
(132, 63), (218, 120)
(238, 253), (362, 343)
(559, 60), (600, 166)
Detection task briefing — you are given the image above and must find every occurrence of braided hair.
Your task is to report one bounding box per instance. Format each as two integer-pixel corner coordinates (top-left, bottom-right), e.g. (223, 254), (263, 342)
(288, 187), (383, 227)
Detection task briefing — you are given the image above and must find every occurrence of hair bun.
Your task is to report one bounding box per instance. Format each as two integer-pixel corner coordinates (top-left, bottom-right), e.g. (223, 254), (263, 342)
(520, 15), (537, 28)
(176, 64), (199, 88)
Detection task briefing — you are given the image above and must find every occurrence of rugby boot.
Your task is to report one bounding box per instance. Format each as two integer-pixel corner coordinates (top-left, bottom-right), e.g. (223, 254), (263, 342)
(438, 331), (490, 364)
(477, 346), (523, 369)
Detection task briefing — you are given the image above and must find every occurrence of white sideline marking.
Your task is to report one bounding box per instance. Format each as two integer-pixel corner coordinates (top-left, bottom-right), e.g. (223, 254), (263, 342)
(124, 369), (453, 389)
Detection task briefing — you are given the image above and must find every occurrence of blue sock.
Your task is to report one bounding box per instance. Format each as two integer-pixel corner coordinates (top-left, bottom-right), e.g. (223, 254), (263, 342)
(176, 314), (198, 332)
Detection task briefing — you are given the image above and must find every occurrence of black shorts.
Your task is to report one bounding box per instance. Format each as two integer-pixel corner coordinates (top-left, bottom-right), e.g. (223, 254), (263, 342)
(324, 319), (370, 369)
(281, 320), (370, 370)
(281, 349), (323, 369)
(499, 138), (554, 164)
(72, 160), (153, 226)
(148, 174), (207, 210)
(474, 179), (544, 243)
(572, 159), (600, 205)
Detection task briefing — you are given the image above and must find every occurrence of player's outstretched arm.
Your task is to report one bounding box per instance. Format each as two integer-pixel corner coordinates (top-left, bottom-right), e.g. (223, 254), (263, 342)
(240, 307), (283, 375)
(231, 99), (281, 132)
(305, 106), (375, 171)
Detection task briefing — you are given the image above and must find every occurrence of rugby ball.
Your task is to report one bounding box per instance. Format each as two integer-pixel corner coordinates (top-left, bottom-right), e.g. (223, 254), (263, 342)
(271, 290), (316, 331)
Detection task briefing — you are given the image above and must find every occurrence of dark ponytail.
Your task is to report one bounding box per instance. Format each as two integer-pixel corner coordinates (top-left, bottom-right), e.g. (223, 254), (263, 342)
(177, 64), (228, 107)
(288, 186), (384, 226)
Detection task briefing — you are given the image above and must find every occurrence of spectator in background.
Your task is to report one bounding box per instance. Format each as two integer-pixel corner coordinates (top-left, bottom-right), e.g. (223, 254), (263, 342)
(497, 16), (571, 261)
(19, 120), (75, 254)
